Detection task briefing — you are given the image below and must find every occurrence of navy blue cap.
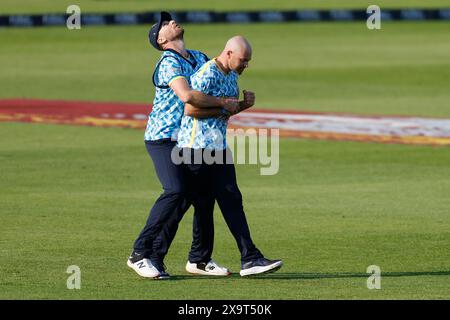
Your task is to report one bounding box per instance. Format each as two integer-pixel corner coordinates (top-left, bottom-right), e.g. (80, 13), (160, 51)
(148, 11), (172, 50)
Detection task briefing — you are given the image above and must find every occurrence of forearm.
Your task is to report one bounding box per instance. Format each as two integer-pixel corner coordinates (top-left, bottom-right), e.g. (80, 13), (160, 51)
(170, 77), (223, 108)
(186, 90), (223, 109)
(184, 104), (224, 119)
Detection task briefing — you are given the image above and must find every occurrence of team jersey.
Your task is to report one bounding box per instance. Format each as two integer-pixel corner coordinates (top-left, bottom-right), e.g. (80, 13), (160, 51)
(177, 58), (239, 150)
(144, 49), (209, 141)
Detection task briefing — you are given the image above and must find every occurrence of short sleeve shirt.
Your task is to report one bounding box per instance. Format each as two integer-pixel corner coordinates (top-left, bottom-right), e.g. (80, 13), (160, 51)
(144, 49), (209, 141)
(177, 59), (239, 150)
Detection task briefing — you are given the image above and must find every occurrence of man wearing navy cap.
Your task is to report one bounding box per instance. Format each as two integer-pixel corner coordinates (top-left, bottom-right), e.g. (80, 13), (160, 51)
(127, 12), (240, 279)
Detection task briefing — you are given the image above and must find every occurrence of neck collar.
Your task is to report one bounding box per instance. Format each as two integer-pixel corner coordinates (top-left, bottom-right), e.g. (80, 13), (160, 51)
(166, 49), (196, 67)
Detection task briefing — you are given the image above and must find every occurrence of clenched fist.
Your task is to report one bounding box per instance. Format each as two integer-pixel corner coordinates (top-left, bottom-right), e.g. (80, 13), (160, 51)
(241, 90), (255, 109)
(221, 97), (239, 114)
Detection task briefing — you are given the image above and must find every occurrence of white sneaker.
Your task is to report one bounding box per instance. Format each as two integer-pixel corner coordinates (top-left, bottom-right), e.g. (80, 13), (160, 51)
(186, 259), (231, 276)
(127, 258), (160, 278)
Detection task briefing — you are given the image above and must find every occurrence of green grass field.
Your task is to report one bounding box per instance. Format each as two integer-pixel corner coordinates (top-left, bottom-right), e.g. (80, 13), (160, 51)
(1, 123), (449, 299)
(1, 22), (450, 117)
(1, 1), (450, 300)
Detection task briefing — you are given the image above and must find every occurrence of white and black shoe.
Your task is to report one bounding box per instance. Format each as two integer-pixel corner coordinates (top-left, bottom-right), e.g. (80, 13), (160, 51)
(186, 259), (231, 276)
(127, 259), (160, 279)
(240, 258), (283, 277)
(127, 251), (161, 279)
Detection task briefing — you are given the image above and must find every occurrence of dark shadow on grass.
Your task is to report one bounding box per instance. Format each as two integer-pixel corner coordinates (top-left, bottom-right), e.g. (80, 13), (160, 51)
(169, 270), (450, 281)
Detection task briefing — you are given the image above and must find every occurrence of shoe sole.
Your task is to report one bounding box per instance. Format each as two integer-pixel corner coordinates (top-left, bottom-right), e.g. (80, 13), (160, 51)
(186, 268), (231, 277)
(127, 260), (162, 279)
(186, 266), (231, 277)
(186, 269), (232, 276)
(154, 274), (171, 280)
(239, 261), (283, 277)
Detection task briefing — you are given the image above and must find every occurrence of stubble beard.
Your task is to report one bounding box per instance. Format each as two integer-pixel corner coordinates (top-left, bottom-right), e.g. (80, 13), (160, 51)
(174, 28), (184, 41)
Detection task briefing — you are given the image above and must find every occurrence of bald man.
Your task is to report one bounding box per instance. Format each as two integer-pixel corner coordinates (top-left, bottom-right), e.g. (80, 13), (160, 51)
(178, 36), (283, 276)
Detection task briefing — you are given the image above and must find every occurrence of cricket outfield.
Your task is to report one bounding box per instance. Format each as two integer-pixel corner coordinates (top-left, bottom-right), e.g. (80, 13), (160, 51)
(0, 2), (449, 299)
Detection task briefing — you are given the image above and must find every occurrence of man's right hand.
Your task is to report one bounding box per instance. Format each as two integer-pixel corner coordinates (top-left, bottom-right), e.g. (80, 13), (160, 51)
(241, 90), (255, 109)
(221, 97), (239, 114)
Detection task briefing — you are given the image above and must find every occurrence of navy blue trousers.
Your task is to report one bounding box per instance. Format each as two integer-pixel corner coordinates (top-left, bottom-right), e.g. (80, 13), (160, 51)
(183, 148), (263, 263)
(134, 141), (263, 264)
(133, 139), (215, 264)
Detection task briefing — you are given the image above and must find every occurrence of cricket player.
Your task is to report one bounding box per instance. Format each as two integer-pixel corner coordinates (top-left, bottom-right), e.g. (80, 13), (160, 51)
(178, 36), (283, 276)
(128, 12), (239, 279)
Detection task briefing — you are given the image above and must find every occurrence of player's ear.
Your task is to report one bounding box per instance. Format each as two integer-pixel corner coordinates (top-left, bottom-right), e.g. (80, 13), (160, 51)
(157, 37), (167, 48)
